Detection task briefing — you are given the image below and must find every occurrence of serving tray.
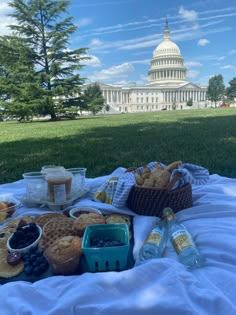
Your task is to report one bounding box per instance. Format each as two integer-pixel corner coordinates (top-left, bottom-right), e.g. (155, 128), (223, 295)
(21, 188), (89, 210)
(0, 244), (134, 284)
(0, 214), (134, 284)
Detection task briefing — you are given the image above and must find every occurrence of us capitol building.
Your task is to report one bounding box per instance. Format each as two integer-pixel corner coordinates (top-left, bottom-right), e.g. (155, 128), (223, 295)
(92, 20), (207, 112)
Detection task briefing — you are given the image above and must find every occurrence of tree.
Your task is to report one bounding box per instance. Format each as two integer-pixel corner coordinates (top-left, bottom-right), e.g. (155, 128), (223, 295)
(225, 77), (236, 102)
(0, 36), (44, 121)
(82, 84), (105, 115)
(207, 74), (225, 107)
(186, 98), (193, 107)
(1, 0), (89, 120)
(105, 104), (110, 112)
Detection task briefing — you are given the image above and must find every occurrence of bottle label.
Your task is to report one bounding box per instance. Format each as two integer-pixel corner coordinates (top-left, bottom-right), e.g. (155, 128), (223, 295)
(145, 229), (164, 246)
(53, 184), (67, 203)
(171, 230), (193, 254)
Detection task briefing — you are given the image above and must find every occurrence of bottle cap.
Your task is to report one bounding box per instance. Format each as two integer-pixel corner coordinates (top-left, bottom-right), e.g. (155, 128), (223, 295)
(162, 207), (176, 221)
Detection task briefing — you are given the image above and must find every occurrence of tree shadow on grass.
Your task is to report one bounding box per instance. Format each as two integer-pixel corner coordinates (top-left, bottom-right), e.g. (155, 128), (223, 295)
(0, 114), (236, 184)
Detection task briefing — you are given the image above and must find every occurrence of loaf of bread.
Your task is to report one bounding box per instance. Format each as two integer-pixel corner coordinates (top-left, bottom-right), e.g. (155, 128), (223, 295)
(134, 161), (182, 189)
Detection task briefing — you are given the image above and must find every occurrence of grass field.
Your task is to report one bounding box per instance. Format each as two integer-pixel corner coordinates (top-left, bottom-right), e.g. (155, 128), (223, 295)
(0, 108), (236, 184)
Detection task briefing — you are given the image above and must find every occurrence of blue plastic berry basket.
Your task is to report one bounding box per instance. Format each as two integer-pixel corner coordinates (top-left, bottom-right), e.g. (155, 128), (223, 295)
(82, 223), (130, 272)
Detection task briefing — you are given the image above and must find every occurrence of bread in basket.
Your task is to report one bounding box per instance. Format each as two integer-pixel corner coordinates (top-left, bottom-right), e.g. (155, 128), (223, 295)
(126, 161), (192, 216)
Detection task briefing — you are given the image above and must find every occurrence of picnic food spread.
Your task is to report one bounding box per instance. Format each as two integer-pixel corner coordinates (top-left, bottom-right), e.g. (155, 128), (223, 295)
(0, 210), (133, 280)
(0, 161), (208, 283)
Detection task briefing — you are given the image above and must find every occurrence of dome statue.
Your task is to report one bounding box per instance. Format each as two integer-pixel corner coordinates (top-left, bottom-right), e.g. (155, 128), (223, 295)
(148, 19), (187, 85)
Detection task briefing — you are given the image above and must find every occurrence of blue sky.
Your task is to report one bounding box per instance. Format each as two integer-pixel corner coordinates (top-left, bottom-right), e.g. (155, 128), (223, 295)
(1, 0), (236, 87)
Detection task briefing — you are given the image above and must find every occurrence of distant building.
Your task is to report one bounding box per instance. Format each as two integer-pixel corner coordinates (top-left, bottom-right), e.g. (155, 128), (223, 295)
(89, 20), (207, 113)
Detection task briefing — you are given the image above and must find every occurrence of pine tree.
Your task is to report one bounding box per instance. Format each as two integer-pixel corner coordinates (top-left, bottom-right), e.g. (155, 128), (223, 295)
(1, 0), (89, 120)
(0, 36), (43, 121)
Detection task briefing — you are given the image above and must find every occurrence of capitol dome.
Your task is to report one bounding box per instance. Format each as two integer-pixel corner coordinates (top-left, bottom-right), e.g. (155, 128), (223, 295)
(154, 40), (181, 57)
(148, 19), (187, 85)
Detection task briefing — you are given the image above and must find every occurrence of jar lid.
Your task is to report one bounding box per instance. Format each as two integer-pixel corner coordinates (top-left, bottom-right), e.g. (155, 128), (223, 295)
(41, 166), (65, 174)
(45, 170), (72, 181)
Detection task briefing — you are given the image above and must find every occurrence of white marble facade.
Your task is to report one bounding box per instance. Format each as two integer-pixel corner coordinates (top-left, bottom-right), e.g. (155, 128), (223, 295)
(91, 20), (207, 113)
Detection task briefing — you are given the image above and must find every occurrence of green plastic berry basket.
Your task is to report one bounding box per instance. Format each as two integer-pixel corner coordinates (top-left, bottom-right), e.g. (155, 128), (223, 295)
(82, 223), (130, 272)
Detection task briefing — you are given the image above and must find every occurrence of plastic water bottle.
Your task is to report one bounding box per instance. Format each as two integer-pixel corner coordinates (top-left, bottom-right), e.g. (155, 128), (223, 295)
(139, 219), (167, 261)
(162, 207), (203, 268)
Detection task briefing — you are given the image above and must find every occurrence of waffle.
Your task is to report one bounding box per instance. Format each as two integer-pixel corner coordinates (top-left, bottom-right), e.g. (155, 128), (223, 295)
(0, 249), (24, 278)
(34, 213), (66, 228)
(39, 217), (75, 250)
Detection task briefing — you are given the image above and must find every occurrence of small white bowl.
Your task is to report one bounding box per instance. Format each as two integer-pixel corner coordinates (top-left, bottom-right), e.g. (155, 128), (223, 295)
(69, 206), (102, 220)
(7, 224), (42, 254)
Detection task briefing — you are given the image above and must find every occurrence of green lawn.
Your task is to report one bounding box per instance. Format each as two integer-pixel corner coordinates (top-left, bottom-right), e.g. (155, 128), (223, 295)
(0, 108), (236, 184)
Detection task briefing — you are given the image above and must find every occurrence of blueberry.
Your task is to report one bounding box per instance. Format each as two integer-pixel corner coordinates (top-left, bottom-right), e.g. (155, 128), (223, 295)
(14, 231), (25, 240)
(34, 249), (43, 257)
(37, 256), (45, 264)
(25, 265), (33, 275)
(32, 261), (39, 267)
(30, 254), (37, 263)
(41, 261), (48, 270)
(25, 260), (32, 266)
(30, 247), (37, 254)
(33, 267), (42, 276)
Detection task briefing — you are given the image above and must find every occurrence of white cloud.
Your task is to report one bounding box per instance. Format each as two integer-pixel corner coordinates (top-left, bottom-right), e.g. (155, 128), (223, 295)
(187, 70), (200, 78)
(112, 80), (131, 86)
(138, 74), (149, 84)
(198, 38), (210, 46)
(185, 61), (203, 67)
(179, 6), (198, 22)
(88, 62), (135, 82)
(221, 65), (236, 71)
(196, 54), (226, 62)
(90, 38), (105, 48)
(0, 0), (14, 35)
(130, 59), (150, 65)
(179, 6), (199, 30)
(82, 55), (102, 67)
(217, 56), (226, 61)
(90, 19), (223, 52)
(77, 17), (92, 28)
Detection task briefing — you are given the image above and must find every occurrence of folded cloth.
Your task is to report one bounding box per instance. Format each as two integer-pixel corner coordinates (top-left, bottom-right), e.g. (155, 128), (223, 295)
(170, 163), (210, 190)
(112, 162), (209, 208)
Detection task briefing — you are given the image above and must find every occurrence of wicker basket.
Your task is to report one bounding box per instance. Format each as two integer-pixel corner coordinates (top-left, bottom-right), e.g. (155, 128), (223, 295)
(127, 183), (192, 217)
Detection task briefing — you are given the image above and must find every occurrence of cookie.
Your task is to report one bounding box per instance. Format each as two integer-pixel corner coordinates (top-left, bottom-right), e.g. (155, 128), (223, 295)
(105, 214), (131, 227)
(0, 249), (24, 278)
(73, 213), (106, 237)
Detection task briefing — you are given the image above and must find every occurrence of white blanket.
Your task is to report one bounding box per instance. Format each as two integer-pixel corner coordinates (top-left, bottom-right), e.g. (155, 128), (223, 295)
(1, 172), (236, 315)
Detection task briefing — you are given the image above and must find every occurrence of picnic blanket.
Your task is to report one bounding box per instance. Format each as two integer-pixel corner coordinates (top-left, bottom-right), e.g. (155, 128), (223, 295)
(0, 170), (236, 315)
